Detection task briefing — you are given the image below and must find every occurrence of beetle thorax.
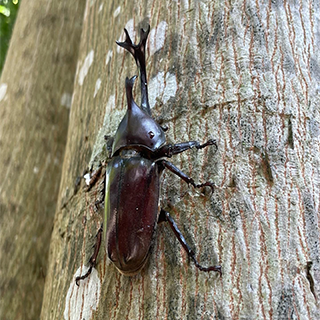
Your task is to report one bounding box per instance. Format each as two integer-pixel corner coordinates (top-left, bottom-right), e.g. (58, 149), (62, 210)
(112, 79), (166, 155)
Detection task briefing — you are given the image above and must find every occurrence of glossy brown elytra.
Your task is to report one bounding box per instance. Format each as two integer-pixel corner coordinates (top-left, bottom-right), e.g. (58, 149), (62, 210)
(76, 25), (221, 285)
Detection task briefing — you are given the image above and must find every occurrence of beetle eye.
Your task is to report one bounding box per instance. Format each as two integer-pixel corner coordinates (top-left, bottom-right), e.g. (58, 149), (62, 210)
(148, 131), (155, 139)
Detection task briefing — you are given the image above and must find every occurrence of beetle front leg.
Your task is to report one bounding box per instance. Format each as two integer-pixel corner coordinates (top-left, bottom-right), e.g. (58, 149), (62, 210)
(75, 226), (103, 286)
(155, 139), (217, 158)
(85, 165), (103, 191)
(160, 160), (215, 193)
(159, 209), (221, 275)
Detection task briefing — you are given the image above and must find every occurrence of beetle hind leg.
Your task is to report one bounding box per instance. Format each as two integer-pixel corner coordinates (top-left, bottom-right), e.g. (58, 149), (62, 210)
(159, 209), (221, 275)
(75, 226), (103, 286)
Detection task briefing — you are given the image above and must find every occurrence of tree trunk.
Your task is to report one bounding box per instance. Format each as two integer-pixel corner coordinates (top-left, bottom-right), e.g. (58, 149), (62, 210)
(41, 0), (319, 319)
(0, 1), (86, 319)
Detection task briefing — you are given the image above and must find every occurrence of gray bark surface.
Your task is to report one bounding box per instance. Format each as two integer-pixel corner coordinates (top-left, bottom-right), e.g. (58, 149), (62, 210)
(0, 1), (86, 319)
(28, 0), (320, 319)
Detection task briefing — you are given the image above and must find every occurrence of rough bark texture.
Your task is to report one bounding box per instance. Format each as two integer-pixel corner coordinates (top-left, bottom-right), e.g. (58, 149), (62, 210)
(0, 1), (86, 319)
(41, 0), (320, 319)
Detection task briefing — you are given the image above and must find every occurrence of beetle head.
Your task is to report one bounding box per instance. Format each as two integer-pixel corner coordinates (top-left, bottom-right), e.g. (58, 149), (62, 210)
(112, 76), (166, 155)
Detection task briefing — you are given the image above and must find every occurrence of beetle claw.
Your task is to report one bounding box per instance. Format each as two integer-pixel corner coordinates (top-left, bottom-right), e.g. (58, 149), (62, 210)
(196, 139), (218, 152)
(75, 265), (93, 286)
(195, 181), (215, 194)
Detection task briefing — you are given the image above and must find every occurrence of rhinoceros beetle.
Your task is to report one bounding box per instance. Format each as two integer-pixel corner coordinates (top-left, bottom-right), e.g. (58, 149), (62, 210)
(76, 25), (221, 285)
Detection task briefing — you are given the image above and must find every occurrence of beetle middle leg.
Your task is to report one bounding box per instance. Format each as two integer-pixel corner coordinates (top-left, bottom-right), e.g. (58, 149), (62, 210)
(75, 226), (103, 286)
(160, 159), (215, 193)
(159, 209), (221, 275)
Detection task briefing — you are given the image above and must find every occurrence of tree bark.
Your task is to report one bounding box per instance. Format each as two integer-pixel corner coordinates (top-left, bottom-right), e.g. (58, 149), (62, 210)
(42, 0), (319, 319)
(0, 1), (86, 319)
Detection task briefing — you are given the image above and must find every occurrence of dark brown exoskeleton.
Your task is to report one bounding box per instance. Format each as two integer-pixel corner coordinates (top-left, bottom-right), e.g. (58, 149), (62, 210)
(76, 25), (221, 285)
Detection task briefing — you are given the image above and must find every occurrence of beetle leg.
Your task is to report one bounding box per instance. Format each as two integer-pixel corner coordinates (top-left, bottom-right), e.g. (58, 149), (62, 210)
(85, 165), (103, 191)
(155, 139), (217, 158)
(160, 160), (215, 193)
(94, 171), (106, 210)
(160, 124), (169, 132)
(159, 209), (221, 275)
(116, 25), (151, 115)
(75, 226), (103, 286)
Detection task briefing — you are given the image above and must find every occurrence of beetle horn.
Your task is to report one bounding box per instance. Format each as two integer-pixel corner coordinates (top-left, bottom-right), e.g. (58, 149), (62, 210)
(125, 76), (137, 111)
(116, 25), (151, 116)
(116, 28), (134, 56)
(116, 25), (150, 65)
